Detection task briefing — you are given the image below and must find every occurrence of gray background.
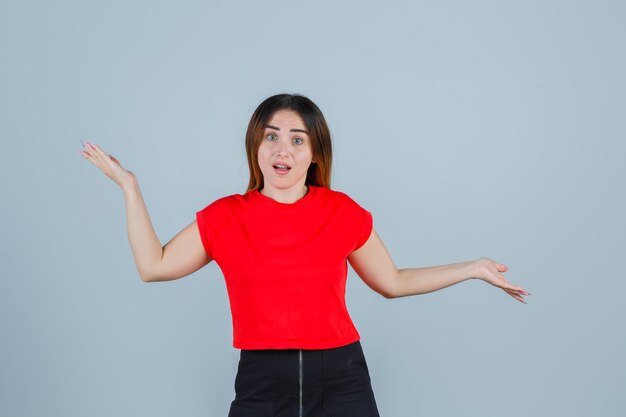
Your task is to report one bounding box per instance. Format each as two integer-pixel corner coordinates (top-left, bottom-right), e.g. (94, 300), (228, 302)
(1, 0), (624, 416)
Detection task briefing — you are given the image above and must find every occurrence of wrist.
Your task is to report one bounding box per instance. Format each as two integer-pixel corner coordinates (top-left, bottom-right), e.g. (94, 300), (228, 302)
(464, 259), (481, 280)
(121, 174), (139, 194)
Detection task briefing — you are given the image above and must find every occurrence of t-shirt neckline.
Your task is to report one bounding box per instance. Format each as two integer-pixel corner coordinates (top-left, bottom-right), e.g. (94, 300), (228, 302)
(252, 185), (318, 209)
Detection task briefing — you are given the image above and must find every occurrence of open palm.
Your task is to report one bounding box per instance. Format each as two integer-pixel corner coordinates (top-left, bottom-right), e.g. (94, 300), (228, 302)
(473, 257), (530, 303)
(79, 140), (135, 188)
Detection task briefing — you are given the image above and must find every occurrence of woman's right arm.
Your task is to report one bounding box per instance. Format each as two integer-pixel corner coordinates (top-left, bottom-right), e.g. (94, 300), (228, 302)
(80, 140), (212, 283)
(123, 178), (212, 282)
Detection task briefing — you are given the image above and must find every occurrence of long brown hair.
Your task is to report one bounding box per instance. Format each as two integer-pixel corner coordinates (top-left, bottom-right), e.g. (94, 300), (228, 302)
(245, 93), (333, 193)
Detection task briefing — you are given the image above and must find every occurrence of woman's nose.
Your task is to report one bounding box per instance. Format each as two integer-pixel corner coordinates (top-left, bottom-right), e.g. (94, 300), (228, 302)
(275, 139), (290, 154)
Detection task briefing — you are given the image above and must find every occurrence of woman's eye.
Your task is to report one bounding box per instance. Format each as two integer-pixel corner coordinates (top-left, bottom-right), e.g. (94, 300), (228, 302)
(267, 133), (277, 141)
(293, 137), (303, 145)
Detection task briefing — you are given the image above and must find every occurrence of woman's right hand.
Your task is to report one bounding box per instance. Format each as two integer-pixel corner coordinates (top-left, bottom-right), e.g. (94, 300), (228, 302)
(79, 140), (136, 189)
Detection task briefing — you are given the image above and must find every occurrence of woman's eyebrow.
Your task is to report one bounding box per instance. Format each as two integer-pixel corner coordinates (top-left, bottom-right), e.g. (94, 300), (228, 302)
(265, 124), (309, 135)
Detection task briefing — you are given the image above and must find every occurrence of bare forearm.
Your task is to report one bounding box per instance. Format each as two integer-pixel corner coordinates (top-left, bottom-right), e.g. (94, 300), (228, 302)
(393, 260), (475, 298)
(122, 178), (163, 281)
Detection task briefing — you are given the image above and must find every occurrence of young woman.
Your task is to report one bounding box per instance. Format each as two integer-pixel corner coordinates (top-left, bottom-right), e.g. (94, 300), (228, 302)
(79, 93), (530, 417)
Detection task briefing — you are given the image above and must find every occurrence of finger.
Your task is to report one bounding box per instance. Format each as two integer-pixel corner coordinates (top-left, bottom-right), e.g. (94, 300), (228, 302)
(492, 265), (530, 295)
(504, 280), (529, 295)
(80, 140), (93, 156)
(90, 141), (106, 156)
(93, 143), (118, 168)
(493, 271), (527, 294)
(80, 149), (101, 167)
(80, 140), (96, 157)
(87, 142), (107, 166)
(80, 144), (104, 170)
(483, 266), (529, 297)
(79, 148), (91, 159)
(504, 288), (526, 304)
(503, 282), (528, 295)
(492, 274), (528, 295)
(503, 288), (518, 301)
(91, 143), (116, 174)
(504, 287), (521, 298)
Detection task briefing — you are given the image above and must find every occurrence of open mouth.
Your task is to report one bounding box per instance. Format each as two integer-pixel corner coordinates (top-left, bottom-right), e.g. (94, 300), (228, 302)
(273, 164), (291, 174)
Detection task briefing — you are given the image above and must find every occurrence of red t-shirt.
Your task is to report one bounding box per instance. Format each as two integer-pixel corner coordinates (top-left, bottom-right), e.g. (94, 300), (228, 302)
(195, 185), (373, 350)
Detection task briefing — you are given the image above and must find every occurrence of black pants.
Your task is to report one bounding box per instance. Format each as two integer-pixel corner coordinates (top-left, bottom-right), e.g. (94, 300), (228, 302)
(228, 340), (381, 417)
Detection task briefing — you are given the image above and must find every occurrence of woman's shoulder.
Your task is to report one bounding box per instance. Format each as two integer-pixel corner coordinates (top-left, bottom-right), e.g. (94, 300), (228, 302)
(198, 191), (247, 212)
(318, 186), (367, 208)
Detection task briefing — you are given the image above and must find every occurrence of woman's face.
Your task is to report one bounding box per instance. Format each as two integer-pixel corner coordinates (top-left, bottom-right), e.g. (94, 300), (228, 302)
(257, 109), (314, 194)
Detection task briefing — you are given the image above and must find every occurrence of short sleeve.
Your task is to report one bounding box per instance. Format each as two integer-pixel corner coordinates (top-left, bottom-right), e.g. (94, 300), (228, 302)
(353, 207), (373, 251)
(195, 206), (215, 260)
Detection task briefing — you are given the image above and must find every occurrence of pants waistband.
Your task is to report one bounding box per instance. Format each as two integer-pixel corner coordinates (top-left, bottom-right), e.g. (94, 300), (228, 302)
(237, 340), (366, 393)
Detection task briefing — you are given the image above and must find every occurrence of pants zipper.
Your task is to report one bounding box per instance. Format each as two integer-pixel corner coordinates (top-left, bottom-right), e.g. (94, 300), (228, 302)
(299, 349), (303, 417)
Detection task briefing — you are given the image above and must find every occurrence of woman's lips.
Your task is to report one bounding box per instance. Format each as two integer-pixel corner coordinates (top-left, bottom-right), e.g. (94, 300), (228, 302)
(273, 166), (290, 175)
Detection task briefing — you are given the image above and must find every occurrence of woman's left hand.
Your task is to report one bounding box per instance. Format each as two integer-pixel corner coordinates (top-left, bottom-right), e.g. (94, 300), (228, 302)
(471, 257), (530, 304)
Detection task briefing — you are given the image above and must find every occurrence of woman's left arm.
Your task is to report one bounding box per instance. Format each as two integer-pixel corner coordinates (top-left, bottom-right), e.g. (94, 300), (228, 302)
(347, 228), (530, 303)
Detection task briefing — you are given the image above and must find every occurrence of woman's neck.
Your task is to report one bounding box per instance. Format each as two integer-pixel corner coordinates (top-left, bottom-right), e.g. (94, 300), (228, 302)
(260, 184), (309, 204)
